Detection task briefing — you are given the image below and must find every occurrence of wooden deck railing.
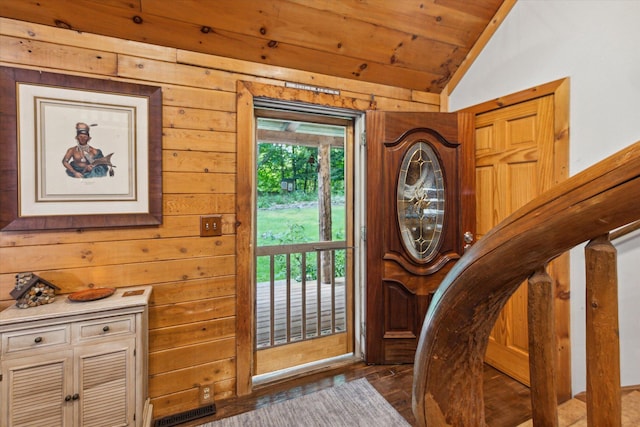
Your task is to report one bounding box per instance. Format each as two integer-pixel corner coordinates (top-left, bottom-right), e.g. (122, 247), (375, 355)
(255, 241), (347, 349)
(412, 141), (640, 426)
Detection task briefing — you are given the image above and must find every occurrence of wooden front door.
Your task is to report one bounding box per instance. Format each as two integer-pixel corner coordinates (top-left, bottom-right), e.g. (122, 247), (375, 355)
(365, 111), (475, 364)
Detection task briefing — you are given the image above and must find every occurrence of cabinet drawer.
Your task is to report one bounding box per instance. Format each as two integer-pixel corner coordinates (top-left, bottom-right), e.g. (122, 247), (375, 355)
(2, 325), (70, 355)
(75, 315), (135, 341)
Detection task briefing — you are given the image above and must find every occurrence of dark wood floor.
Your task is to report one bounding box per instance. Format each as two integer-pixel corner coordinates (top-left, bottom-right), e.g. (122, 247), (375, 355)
(180, 361), (532, 427)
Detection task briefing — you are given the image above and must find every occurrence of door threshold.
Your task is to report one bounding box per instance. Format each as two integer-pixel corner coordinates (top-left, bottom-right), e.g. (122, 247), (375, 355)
(252, 353), (359, 389)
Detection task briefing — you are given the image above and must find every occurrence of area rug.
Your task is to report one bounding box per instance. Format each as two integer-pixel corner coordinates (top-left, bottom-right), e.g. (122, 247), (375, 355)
(198, 378), (410, 426)
(517, 390), (640, 426)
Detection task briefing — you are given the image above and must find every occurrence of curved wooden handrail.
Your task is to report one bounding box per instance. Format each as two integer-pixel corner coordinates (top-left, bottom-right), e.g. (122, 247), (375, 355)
(610, 219), (640, 241)
(412, 141), (640, 426)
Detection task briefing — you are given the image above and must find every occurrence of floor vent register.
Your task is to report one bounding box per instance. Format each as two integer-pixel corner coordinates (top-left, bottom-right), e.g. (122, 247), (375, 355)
(154, 404), (217, 427)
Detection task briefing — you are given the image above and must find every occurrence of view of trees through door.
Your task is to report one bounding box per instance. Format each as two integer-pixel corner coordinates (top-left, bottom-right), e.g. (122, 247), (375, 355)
(253, 111), (354, 376)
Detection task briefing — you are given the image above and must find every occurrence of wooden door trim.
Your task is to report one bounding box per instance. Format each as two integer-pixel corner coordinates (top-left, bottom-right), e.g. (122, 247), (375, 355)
(461, 78), (568, 116)
(459, 77), (571, 401)
(236, 81), (255, 396)
(236, 81), (366, 395)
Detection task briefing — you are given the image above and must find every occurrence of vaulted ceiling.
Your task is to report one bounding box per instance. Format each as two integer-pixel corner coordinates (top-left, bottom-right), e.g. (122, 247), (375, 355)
(1, 0), (510, 93)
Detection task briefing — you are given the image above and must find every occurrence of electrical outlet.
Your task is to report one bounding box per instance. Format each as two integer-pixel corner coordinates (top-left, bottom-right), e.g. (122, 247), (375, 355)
(200, 215), (222, 237)
(199, 384), (213, 404)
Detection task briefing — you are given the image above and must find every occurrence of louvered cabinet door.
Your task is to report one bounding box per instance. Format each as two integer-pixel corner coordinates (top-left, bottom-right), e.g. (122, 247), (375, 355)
(74, 338), (136, 427)
(1, 350), (73, 427)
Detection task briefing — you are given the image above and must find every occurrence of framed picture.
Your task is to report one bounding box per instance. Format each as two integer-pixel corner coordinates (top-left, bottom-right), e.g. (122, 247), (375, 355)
(0, 67), (162, 231)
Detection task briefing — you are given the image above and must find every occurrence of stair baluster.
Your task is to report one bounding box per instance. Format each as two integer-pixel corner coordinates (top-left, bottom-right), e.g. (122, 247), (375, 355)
(585, 235), (621, 427)
(527, 267), (559, 426)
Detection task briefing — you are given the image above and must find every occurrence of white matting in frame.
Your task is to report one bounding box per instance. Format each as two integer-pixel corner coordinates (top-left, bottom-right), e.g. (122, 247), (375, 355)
(18, 83), (150, 217)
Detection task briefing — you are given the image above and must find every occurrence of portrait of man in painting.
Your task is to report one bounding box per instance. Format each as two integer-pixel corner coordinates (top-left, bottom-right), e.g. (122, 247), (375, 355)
(62, 122), (116, 178)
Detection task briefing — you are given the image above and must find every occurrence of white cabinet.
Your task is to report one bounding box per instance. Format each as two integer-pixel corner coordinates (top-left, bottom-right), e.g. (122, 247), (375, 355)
(0, 286), (151, 427)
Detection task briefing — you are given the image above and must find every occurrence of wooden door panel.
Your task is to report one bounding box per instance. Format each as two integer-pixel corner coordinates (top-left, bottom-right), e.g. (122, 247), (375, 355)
(475, 125), (494, 153)
(509, 163), (538, 208)
(366, 111), (475, 364)
(475, 165), (495, 237)
(383, 281), (417, 338)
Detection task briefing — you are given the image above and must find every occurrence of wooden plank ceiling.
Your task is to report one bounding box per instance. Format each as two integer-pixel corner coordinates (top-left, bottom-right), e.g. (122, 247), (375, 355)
(0, 0), (506, 93)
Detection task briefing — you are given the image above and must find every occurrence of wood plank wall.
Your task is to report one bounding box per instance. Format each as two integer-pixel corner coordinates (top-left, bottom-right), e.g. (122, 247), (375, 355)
(0, 17), (440, 418)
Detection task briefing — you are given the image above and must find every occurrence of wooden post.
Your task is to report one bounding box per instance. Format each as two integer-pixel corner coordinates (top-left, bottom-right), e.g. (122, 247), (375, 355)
(318, 140), (332, 283)
(528, 267), (559, 427)
(585, 234), (621, 427)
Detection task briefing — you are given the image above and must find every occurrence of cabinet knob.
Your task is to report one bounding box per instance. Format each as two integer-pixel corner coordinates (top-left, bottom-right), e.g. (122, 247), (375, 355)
(65, 395), (72, 402)
(103, 325), (110, 332)
(34, 336), (43, 343)
(72, 393), (80, 400)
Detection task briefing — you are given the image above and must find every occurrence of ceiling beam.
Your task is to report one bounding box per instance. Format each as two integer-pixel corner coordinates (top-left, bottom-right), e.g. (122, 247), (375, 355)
(257, 129), (344, 148)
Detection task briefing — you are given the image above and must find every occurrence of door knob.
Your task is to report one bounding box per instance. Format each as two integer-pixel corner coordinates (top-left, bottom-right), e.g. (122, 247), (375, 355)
(463, 231), (474, 250)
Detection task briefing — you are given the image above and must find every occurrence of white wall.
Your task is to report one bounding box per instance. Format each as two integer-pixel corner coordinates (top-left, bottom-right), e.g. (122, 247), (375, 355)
(449, 0), (640, 395)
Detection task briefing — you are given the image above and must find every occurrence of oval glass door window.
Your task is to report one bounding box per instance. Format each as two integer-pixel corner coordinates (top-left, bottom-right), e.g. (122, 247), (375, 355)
(396, 141), (445, 262)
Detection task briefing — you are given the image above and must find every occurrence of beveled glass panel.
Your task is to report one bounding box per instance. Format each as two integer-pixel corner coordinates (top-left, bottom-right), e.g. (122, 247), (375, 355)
(397, 141), (445, 262)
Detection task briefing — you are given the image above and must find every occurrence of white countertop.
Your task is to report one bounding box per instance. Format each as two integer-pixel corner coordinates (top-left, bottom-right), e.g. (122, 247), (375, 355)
(0, 286), (152, 327)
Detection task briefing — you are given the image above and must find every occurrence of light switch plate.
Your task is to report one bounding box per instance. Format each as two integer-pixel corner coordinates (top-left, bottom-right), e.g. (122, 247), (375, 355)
(200, 215), (222, 237)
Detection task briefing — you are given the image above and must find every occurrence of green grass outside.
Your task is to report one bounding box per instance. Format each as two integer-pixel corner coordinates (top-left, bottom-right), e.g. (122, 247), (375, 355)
(256, 205), (345, 282)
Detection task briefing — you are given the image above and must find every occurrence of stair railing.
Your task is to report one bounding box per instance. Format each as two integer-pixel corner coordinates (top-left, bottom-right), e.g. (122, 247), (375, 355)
(412, 141), (640, 426)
